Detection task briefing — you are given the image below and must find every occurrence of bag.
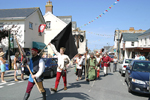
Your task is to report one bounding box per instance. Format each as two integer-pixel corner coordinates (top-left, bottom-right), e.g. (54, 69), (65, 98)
(62, 70), (66, 76)
(16, 70), (19, 76)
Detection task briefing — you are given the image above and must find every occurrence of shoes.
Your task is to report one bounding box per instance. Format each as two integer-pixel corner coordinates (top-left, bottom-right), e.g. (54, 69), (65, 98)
(64, 86), (67, 90)
(86, 79), (89, 82)
(15, 79), (19, 82)
(1, 80), (6, 83)
(51, 88), (57, 92)
(23, 93), (30, 100)
(42, 91), (46, 100)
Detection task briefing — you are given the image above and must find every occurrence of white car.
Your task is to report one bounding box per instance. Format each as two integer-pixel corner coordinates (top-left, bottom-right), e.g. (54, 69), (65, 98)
(119, 59), (133, 76)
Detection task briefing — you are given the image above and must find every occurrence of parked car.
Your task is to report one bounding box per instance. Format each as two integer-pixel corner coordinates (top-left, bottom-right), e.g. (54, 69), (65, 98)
(42, 58), (58, 78)
(125, 60), (150, 94)
(119, 59), (133, 76)
(24, 58), (58, 77)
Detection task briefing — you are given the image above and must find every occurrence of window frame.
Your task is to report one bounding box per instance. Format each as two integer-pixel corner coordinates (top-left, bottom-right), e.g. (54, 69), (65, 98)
(46, 21), (51, 29)
(29, 22), (33, 30)
(131, 42), (134, 46)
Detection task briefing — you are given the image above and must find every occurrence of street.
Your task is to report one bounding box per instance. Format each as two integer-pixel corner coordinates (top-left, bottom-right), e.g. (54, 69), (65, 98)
(0, 63), (149, 100)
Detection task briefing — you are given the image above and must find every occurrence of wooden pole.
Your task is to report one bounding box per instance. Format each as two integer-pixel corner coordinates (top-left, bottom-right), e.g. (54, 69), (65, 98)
(14, 35), (41, 93)
(85, 53), (87, 80)
(38, 44), (49, 55)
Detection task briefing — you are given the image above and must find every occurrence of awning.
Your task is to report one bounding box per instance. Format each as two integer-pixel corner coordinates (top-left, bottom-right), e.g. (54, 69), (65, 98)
(32, 41), (47, 50)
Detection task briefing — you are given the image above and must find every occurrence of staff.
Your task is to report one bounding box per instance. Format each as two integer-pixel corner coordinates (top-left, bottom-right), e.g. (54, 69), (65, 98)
(13, 35), (41, 93)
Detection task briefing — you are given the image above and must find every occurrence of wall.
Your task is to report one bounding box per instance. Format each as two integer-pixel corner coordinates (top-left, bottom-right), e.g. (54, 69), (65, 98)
(138, 34), (150, 47)
(44, 12), (67, 55)
(24, 10), (45, 48)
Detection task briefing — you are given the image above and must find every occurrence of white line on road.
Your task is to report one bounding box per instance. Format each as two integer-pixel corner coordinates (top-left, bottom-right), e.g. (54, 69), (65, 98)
(17, 81), (24, 83)
(0, 86), (3, 88)
(123, 82), (125, 85)
(88, 89), (91, 92)
(91, 81), (95, 87)
(120, 79), (122, 82)
(7, 83), (15, 86)
(0, 82), (7, 85)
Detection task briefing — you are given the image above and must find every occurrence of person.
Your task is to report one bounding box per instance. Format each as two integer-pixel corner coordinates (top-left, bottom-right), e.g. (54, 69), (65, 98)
(95, 53), (101, 78)
(135, 54), (139, 60)
(102, 53), (111, 76)
(0, 52), (6, 83)
(49, 43), (70, 92)
(81, 53), (86, 76)
(86, 53), (97, 82)
(13, 52), (20, 82)
(146, 53), (150, 61)
(23, 48), (46, 100)
(139, 54), (146, 60)
(113, 56), (118, 72)
(76, 54), (83, 81)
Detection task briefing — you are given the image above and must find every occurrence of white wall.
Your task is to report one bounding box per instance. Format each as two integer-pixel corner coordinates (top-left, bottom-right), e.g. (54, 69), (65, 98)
(44, 12), (67, 55)
(138, 34), (150, 47)
(24, 10), (45, 48)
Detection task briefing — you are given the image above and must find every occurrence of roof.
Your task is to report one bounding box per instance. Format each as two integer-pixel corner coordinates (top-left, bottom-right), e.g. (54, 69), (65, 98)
(139, 28), (150, 36)
(121, 33), (142, 42)
(0, 7), (39, 20)
(57, 16), (72, 24)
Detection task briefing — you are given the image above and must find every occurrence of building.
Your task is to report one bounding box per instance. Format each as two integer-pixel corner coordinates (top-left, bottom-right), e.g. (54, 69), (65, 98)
(0, 7), (46, 54)
(114, 27), (146, 60)
(120, 33), (142, 59)
(44, 0), (86, 55)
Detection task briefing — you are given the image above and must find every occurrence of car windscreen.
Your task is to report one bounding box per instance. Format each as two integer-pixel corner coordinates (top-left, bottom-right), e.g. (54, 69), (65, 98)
(133, 62), (150, 72)
(125, 59), (132, 63)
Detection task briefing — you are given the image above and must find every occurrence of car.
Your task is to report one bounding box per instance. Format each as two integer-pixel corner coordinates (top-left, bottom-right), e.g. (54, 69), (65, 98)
(23, 58), (58, 77)
(125, 60), (150, 94)
(119, 59), (133, 76)
(42, 58), (58, 78)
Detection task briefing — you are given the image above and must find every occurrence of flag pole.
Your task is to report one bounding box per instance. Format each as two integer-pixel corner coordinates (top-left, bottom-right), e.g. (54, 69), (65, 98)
(38, 44), (49, 55)
(85, 53), (87, 80)
(14, 35), (41, 93)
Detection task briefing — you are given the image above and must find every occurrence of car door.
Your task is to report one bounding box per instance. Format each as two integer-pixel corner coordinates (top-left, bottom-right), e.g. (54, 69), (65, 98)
(126, 61), (134, 83)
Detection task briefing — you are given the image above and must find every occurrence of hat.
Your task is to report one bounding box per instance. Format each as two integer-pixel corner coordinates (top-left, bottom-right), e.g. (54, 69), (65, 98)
(31, 48), (38, 53)
(96, 53), (99, 55)
(0, 52), (5, 57)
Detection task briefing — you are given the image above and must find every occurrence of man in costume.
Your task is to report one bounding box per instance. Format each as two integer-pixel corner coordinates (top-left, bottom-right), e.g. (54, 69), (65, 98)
(86, 53), (97, 81)
(102, 53), (111, 76)
(23, 48), (46, 100)
(49, 43), (70, 92)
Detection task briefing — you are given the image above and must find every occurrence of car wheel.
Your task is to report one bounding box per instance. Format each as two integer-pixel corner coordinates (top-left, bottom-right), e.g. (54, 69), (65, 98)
(121, 71), (124, 76)
(50, 70), (54, 78)
(128, 82), (132, 93)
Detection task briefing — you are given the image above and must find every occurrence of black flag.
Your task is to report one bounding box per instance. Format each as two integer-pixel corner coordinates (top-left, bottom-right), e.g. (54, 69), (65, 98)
(51, 22), (78, 59)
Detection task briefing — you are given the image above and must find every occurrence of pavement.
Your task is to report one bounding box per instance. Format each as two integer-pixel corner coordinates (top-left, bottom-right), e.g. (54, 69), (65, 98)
(0, 63), (150, 100)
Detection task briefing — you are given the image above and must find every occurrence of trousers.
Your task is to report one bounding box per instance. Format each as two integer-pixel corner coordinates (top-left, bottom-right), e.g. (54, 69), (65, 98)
(26, 81), (45, 94)
(103, 66), (108, 74)
(55, 71), (67, 88)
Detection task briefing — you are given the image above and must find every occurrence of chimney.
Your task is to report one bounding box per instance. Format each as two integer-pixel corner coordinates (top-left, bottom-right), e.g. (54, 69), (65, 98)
(129, 27), (134, 31)
(45, 0), (53, 14)
(139, 29), (142, 31)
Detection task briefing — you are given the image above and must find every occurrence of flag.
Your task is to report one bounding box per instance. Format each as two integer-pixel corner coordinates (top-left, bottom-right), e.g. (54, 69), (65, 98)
(51, 22), (78, 59)
(38, 24), (46, 33)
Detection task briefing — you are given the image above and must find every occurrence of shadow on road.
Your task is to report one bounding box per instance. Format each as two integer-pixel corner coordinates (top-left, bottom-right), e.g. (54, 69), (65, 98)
(131, 92), (150, 98)
(35, 88), (93, 100)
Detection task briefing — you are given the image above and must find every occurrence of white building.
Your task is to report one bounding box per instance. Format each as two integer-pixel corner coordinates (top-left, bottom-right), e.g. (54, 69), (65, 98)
(119, 33), (141, 59)
(0, 7), (46, 54)
(43, 0), (86, 56)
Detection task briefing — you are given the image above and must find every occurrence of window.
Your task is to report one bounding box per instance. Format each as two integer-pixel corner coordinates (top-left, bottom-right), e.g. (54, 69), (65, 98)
(29, 22), (33, 29)
(131, 42), (134, 46)
(46, 21), (51, 29)
(0, 22), (3, 30)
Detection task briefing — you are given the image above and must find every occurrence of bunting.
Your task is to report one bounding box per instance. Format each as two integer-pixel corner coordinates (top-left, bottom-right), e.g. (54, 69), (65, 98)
(79, 0), (119, 28)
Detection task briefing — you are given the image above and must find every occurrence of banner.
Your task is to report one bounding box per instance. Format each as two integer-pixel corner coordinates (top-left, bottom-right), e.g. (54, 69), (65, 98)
(38, 24), (46, 33)
(79, 0), (120, 28)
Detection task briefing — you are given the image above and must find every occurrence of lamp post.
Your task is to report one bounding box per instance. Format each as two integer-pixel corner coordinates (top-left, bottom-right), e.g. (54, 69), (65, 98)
(115, 28), (120, 60)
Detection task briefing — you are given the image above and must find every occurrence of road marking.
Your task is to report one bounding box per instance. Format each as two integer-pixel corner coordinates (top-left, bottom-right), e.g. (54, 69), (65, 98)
(120, 79), (122, 82)
(7, 83), (15, 86)
(0, 82), (7, 85)
(91, 81), (95, 87)
(88, 89), (91, 92)
(123, 83), (125, 85)
(0, 86), (3, 88)
(17, 81), (24, 83)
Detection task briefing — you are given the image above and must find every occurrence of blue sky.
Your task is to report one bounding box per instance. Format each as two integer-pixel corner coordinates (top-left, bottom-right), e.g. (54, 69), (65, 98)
(1, 0), (150, 51)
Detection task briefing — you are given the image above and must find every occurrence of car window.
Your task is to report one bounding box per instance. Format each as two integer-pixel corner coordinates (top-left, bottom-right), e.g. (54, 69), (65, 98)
(133, 62), (150, 72)
(125, 59), (132, 63)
